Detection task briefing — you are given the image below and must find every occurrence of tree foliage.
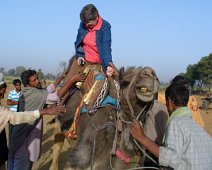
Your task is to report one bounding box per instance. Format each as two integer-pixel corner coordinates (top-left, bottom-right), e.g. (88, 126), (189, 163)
(37, 69), (45, 80)
(45, 73), (56, 80)
(184, 53), (212, 93)
(7, 69), (16, 76)
(15, 66), (26, 77)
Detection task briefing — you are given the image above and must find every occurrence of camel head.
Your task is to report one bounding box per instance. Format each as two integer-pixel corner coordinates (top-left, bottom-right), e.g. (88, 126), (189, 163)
(119, 66), (159, 121)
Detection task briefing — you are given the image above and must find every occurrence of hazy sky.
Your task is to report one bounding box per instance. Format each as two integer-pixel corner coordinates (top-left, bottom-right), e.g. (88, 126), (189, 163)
(1, 0), (211, 82)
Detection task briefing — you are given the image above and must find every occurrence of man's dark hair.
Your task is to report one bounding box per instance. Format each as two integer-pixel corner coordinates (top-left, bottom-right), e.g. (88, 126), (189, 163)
(13, 79), (21, 86)
(165, 83), (189, 107)
(80, 4), (99, 24)
(21, 69), (37, 87)
(171, 75), (188, 87)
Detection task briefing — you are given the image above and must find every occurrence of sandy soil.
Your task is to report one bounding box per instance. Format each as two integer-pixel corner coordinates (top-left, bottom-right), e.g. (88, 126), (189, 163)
(32, 117), (70, 170)
(194, 95), (212, 136)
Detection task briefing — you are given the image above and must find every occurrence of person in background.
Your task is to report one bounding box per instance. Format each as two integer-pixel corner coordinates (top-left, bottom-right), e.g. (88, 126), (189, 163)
(0, 73), (6, 107)
(37, 69), (46, 88)
(131, 83), (212, 169)
(158, 75), (204, 128)
(8, 69), (85, 170)
(7, 79), (22, 112)
(0, 73), (65, 170)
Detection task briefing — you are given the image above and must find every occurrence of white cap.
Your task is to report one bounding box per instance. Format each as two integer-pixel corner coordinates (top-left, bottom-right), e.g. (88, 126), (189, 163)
(0, 73), (5, 85)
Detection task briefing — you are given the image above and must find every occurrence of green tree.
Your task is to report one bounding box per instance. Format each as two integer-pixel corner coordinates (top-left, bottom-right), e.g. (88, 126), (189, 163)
(183, 64), (198, 89)
(196, 54), (212, 92)
(184, 53), (212, 93)
(45, 73), (56, 80)
(15, 66), (26, 77)
(59, 61), (67, 74)
(0, 67), (5, 75)
(37, 69), (45, 80)
(7, 69), (16, 76)
(37, 69), (46, 88)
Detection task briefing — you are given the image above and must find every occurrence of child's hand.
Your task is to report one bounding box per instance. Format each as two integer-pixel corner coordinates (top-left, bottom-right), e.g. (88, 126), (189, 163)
(106, 66), (114, 76)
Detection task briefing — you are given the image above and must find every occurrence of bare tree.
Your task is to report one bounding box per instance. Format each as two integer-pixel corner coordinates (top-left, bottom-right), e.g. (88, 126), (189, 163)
(58, 61), (67, 74)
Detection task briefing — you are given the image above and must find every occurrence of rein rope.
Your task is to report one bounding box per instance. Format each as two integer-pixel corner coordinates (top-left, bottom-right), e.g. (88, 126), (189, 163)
(85, 76), (121, 170)
(125, 74), (138, 119)
(85, 108), (116, 170)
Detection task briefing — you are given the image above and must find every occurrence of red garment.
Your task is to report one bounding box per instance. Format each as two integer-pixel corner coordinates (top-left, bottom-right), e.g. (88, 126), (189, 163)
(83, 16), (103, 64)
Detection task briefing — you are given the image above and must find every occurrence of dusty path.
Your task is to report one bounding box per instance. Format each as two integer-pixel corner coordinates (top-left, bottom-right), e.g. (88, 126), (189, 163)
(32, 117), (71, 170)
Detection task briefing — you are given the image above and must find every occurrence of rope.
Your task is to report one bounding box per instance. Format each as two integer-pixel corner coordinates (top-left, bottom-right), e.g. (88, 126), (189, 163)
(85, 108), (116, 170)
(118, 89), (158, 168)
(125, 74), (137, 118)
(109, 155), (160, 170)
(111, 111), (120, 155)
(133, 139), (158, 165)
(136, 105), (147, 120)
(113, 78), (121, 109)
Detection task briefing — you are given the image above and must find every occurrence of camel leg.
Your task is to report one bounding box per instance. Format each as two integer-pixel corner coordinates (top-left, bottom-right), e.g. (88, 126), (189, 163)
(50, 119), (65, 170)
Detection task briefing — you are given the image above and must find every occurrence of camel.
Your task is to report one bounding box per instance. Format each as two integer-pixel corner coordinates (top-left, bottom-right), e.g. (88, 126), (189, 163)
(50, 64), (168, 170)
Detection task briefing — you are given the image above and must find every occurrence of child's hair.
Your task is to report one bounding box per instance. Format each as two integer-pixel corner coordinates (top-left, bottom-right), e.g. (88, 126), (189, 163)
(165, 83), (189, 107)
(13, 79), (21, 85)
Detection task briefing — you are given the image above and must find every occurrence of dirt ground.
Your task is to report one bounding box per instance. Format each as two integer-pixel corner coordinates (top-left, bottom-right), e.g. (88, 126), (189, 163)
(194, 95), (212, 136)
(2, 91), (212, 170)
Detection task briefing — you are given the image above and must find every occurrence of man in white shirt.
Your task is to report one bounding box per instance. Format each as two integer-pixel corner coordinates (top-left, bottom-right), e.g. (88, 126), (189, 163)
(131, 83), (212, 170)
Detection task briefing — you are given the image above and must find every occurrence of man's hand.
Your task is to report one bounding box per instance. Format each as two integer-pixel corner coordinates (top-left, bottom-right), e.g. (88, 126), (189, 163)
(72, 72), (86, 83)
(131, 120), (160, 158)
(130, 120), (146, 143)
(39, 105), (66, 116)
(8, 100), (18, 105)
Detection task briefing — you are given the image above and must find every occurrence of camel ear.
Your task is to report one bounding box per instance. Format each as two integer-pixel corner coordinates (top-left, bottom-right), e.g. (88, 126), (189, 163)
(119, 67), (125, 80)
(153, 77), (160, 94)
(119, 67), (128, 88)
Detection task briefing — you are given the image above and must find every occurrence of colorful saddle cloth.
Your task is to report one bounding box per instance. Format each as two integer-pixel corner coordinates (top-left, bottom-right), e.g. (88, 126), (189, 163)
(66, 65), (110, 139)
